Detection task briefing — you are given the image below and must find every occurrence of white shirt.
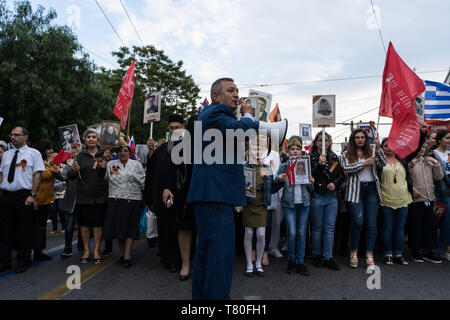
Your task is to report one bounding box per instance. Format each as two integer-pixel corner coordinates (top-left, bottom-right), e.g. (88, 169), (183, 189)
(0, 145), (45, 191)
(294, 184), (303, 204)
(358, 159), (375, 182)
(435, 150), (450, 176)
(262, 150), (281, 210)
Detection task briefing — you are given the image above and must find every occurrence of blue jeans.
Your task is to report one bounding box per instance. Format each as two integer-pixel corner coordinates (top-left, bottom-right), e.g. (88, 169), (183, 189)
(380, 206), (408, 255)
(348, 183), (379, 253)
(440, 196), (450, 246)
(64, 212), (76, 250)
(310, 192), (338, 259)
(284, 204), (309, 264)
(192, 203), (234, 300)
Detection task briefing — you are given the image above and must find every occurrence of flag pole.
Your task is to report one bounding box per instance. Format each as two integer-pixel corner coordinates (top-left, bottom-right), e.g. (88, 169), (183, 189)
(126, 106), (132, 139)
(150, 122), (153, 139)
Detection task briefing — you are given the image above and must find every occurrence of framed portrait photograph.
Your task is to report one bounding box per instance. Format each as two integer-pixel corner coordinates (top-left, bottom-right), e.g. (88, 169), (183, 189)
(249, 89), (273, 112)
(135, 144), (148, 166)
(244, 167), (257, 198)
(58, 124), (82, 152)
(312, 95), (336, 127)
(143, 92), (162, 123)
(299, 123), (312, 141)
(245, 96), (269, 122)
(87, 123), (102, 137)
(100, 120), (121, 147)
(294, 156), (311, 185)
(414, 95), (425, 123)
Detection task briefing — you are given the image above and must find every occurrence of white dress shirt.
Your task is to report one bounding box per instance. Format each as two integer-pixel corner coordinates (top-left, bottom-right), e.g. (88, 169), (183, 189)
(0, 145), (45, 191)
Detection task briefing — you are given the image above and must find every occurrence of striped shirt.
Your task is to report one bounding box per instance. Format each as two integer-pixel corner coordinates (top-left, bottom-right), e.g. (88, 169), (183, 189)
(340, 149), (387, 203)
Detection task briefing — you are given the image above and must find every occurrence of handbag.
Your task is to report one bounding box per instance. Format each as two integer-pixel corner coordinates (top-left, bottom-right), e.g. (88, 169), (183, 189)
(433, 202), (446, 221)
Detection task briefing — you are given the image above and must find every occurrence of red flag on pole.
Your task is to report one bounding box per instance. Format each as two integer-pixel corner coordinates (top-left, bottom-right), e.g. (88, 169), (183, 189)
(379, 42), (425, 159)
(113, 59), (136, 129)
(53, 149), (72, 166)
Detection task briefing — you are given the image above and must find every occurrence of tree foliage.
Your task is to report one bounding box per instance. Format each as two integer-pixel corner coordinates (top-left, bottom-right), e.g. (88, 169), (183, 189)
(0, 0), (200, 148)
(0, 0), (114, 147)
(110, 46), (200, 143)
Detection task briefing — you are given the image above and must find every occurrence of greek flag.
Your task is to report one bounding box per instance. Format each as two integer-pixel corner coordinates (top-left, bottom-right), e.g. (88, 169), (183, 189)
(424, 80), (450, 119)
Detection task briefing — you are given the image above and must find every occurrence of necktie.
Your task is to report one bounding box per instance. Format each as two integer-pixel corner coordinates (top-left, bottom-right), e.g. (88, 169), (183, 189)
(7, 150), (19, 183)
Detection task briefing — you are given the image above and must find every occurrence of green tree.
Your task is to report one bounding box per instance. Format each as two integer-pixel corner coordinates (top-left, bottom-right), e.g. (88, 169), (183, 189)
(0, 0), (115, 147)
(110, 45), (201, 144)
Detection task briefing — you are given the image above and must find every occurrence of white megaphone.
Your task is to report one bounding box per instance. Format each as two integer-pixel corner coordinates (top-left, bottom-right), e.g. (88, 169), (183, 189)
(258, 119), (288, 147)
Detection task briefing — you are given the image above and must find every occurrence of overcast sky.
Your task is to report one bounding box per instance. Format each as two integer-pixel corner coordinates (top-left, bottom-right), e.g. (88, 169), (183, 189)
(7, 0), (450, 145)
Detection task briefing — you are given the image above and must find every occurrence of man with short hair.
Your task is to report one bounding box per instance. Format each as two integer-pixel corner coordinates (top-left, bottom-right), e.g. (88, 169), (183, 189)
(318, 98), (332, 116)
(61, 128), (80, 152)
(0, 127), (45, 274)
(187, 78), (259, 300)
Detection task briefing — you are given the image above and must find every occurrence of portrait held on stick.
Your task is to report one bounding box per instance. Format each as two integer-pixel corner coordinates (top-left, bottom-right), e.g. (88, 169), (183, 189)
(312, 95), (336, 128)
(143, 92), (162, 123)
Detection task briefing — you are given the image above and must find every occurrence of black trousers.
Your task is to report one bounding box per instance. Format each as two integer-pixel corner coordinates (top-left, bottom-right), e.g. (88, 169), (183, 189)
(407, 202), (438, 251)
(0, 190), (33, 267)
(155, 207), (180, 267)
(33, 204), (51, 252)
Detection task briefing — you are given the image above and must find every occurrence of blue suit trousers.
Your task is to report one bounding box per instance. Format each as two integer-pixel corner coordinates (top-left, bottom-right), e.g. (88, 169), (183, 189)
(192, 203), (235, 300)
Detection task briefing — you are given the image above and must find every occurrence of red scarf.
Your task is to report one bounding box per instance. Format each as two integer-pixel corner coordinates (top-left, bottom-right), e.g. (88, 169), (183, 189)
(286, 160), (297, 188)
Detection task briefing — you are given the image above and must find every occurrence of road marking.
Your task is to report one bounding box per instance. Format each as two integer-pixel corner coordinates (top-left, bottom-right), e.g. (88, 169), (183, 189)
(38, 253), (120, 300)
(38, 238), (146, 300)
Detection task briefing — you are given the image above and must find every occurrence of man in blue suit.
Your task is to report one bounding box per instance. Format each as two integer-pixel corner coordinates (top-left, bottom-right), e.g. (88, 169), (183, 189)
(187, 78), (259, 300)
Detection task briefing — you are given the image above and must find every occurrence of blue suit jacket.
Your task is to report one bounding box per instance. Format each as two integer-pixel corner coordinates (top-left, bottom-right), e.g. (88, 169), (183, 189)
(186, 103), (258, 206)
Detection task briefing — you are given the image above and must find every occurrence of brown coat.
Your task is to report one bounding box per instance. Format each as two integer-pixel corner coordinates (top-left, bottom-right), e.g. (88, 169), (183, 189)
(409, 157), (444, 203)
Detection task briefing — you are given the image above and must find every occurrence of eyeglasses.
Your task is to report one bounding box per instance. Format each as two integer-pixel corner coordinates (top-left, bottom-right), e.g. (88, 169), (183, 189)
(9, 134), (24, 137)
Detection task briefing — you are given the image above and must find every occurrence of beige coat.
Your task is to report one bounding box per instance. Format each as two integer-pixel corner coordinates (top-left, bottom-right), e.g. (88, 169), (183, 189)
(409, 157), (444, 203)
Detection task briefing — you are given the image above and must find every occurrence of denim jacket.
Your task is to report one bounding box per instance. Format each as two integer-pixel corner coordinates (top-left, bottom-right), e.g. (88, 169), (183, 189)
(275, 162), (314, 208)
(243, 162), (284, 208)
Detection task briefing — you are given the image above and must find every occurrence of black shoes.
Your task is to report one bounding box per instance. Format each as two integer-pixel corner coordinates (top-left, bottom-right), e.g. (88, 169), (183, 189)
(287, 261), (296, 274)
(295, 263), (309, 276)
(423, 251), (443, 264)
(411, 250), (424, 263)
(323, 258), (340, 271)
(313, 255), (323, 268)
(34, 253), (52, 261)
(61, 248), (73, 258)
(178, 272), (191, 281)
(255, 267), (265, 277)
(122, 259), (132, 268)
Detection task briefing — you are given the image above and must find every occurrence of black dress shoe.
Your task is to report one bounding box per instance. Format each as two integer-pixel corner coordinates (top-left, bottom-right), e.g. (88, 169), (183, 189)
(34, 253), (52, 261)
(244, 270), (254, 277)
(147, 237), (157, 248)
(255, 267), (265, 277)
(178, 273), (191, 281)
(116, 256), (125, 265)
(123, 259), (133, 268)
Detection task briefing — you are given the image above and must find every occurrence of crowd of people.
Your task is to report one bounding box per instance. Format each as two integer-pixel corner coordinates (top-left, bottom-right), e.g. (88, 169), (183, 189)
(0, 78), (449, 301)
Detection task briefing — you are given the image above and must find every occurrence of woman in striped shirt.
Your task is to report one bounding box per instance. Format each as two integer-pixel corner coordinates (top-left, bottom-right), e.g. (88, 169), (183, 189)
(340, 129), (386, 268)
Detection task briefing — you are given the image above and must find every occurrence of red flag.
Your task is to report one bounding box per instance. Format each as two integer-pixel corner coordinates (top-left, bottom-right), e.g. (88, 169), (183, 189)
(269, 103), (282, 123)
(53, 149), (72, 166)
(113, 60), (136, 129)
(379, 42), (425, 159)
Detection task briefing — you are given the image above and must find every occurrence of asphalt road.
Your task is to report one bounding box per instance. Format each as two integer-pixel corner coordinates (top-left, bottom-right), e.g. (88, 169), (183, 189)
(1, 226), (450, 301)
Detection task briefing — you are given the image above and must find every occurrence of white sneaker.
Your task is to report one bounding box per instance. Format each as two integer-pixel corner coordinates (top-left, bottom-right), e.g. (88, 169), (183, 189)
(441, 251), (450, 261)
(268, 248), (283, 258)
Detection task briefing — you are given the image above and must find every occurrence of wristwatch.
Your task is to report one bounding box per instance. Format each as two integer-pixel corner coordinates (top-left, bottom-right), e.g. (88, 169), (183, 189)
(30, 193), (37, 199)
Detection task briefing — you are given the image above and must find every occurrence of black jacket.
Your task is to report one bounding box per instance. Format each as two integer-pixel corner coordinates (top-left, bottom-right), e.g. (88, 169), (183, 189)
(310, 150), (344, 195)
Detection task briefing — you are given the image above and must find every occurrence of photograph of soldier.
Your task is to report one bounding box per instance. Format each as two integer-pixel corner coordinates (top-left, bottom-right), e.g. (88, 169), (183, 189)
(58, 124), (81, 152)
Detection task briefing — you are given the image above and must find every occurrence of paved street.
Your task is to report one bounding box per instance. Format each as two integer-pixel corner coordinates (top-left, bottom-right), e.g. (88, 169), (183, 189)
(1, 226), (450, 301)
